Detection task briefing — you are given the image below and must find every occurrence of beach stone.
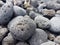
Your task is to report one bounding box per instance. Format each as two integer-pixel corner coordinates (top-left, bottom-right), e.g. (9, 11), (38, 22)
(34, 15), (50, 29)
(0, 2), (13, 25)
(8, 16), (36, 41)
(49, 17), (60, 33)
(2, 33), (16, 45)
(13, 6), (26, 16)
(46, 2), (60, 10)
(29, 28), (48, 45)
(41, 9), (55, 17)
(0, 26), (8, 42)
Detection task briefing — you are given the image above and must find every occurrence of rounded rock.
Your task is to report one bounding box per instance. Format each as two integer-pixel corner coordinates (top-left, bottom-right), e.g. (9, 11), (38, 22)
(29, 28), (48, 45)
(34, 15), (50, 29)
(46, 2), (60, 10)
(2, 33), (16, 45)
(41, 9), (55, 17)
(8, 16), (36, 41)
(49, 17), (60, 33)
(0, 26), (8, 41)
(13, 6), (26, 16)
(0, 2), (13, 25)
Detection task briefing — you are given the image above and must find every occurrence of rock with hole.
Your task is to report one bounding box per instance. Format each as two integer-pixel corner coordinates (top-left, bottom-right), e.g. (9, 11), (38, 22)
(8, 16), (36, 41)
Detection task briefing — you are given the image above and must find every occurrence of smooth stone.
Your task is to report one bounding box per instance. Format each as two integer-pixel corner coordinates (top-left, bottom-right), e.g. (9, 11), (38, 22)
(46, 2), (60, 10)
(50, 17), (60, 33)
(0, 2), (13, 25)
(13, 6), (26, 16)
(29, 28), (48, 45)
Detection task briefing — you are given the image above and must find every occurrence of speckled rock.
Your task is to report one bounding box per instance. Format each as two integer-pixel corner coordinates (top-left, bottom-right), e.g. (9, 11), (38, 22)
(54, 36), (60, 44)
(13, 6), (26, 16)
(2, 33), (16, 45)
(16, 42), (29, 45)
(0, 2), (13, 25)
(41, 41), (59, 45)
(0, 26), (8, 41)
(49, 17), (60, 33)
(29, 29), (48, 45)
(34, 15), (50, 29)
(41, 9), (55, 17)
(8, 16), (36, 41)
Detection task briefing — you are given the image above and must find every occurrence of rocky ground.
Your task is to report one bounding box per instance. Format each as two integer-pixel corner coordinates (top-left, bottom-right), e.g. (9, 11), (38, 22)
(0, 0), (60, 45)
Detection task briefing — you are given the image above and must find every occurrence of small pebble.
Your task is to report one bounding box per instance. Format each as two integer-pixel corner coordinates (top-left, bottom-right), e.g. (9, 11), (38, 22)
(2, 33), (16, 45)
(41, 9), (55, 17)
(34, 15), (50, 29)
(54, 36), (60, 44)
(0, 26), (8, 41)
(29, 11), (42, 19)
(13, 6), (26, 16)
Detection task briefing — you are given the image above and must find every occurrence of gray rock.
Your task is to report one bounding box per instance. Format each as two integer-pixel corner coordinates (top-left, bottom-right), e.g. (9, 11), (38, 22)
(2, 33), (16, 45)
(29, 11), (42, 19)
(0, 26), (8, 41)
(29, 29), (48, 45)
(46, 2), (60, 10)
(34, 15), (50, 29)
(41, 9), (55, 17)
(13, 6), (26, 16)
(49, 17), (60, 33)
(0, 2), (13, 25)
(41, 41), (59, 45)
(31, 0), (39, 8)
(8, 16), (36, 41)
(37, 3), (46, 13)
(54, 36), (60, 44)
(16, 42), (29, 45)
